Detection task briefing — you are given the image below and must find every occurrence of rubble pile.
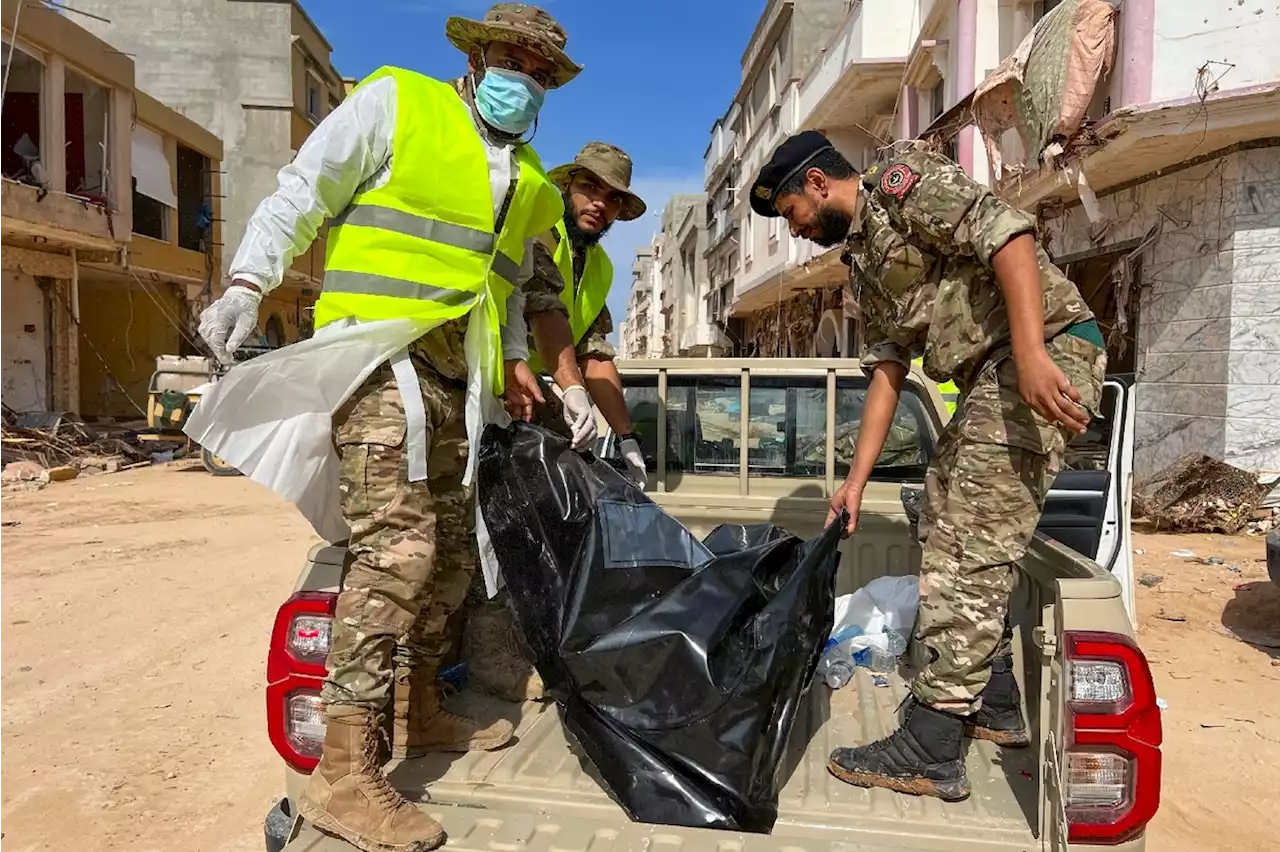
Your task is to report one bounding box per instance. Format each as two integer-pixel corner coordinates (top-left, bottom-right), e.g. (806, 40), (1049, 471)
(1135, 452), (1274, 535)
(1, 411), (157, 490)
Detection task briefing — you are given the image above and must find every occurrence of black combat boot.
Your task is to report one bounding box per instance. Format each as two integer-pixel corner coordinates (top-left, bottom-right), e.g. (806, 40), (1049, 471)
(828, 696), (970, 801)
(965, 655), (1030, 747)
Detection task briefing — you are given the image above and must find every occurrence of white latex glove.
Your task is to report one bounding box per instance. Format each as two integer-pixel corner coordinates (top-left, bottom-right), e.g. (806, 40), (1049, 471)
(198, 284), (263, 365)
(618, 436), (646, 491)
(561, 385), (598, 451)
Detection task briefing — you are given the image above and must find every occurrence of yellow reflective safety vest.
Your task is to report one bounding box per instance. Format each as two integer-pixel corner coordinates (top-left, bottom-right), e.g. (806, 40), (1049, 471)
(527, 219), (614, 374)
(913, 358), (959, 416)
(314, 66), (564, 393)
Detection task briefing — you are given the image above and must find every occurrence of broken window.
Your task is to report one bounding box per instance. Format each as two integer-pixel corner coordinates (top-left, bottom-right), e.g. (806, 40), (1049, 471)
(64, 68), (111, 203)
(132, 178), (168, 240)
(2, 41), (46, 188)
(306, 71), (323, 121)
(131, 124), (175, 241)
(176, 144), (211, 252)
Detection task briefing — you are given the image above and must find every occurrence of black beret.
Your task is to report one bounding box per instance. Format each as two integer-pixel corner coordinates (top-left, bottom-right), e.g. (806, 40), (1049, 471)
(749, 130), (850, 218)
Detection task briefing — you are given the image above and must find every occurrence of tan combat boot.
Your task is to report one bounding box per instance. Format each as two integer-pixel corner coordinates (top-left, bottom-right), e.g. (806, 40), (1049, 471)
(298, 706), (445, 852)
(391, 666), (515, 758)
(462, 598), (546, 703)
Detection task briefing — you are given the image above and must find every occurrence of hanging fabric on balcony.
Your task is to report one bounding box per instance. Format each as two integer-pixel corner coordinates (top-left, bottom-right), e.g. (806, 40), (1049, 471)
(131, 124), (178, 208)
(970, 0), (1117, 180)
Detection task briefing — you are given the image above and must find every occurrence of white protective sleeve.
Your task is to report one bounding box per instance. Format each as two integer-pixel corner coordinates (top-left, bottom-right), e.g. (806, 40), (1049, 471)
(229, 77), (396, 293)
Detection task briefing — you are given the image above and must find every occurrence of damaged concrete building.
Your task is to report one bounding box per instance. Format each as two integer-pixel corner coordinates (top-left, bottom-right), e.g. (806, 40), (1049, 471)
(675, 0), (1278, 479)
(986, 6), (1280, 478)
(70, 0), (346, 347)
(2, 1), (223, 419)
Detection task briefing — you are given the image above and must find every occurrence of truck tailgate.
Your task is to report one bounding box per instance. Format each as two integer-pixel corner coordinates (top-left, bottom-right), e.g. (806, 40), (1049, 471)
(283, 804), (946, 852)
(282, 668), (1037, 852)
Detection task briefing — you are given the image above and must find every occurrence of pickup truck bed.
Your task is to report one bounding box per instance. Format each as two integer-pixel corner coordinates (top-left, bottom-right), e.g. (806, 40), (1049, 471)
(286, 662), (1037, 852)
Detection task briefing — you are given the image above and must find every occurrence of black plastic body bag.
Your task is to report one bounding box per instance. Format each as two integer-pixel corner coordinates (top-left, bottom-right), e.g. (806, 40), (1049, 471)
(477, 422), (845, 833)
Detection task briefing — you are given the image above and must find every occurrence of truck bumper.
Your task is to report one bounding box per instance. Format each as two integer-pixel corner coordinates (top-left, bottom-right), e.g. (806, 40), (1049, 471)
(264, 797), (297, 852)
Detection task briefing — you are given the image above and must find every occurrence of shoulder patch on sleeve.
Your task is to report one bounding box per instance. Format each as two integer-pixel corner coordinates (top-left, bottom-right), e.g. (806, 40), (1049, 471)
(878, 163), (921, 201)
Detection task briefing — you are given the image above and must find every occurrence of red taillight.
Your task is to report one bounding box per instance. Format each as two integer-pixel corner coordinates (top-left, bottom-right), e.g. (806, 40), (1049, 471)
(267, 591), (337, 773)
(1065, 631), (1162, 845)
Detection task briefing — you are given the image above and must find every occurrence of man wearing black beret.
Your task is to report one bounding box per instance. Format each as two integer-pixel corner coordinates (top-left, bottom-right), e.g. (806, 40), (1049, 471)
(752, 132), (1106, 801)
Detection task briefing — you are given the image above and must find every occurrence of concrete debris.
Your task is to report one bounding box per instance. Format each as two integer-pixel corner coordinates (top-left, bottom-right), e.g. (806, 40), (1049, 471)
(1139, 573), (1163, 587)
(78, 456), (126, 476)
(1245, 509), (1277, 536)
(1135, 452), (1272, 534)
(40, 465), (79, 484)
(2, 461), (47, 483)
(2, 411), (157, 488)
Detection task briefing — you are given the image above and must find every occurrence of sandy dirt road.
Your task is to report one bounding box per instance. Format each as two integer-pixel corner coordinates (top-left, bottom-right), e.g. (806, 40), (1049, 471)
(2, 464), (1277, 851)
(1, 464), (315, 852)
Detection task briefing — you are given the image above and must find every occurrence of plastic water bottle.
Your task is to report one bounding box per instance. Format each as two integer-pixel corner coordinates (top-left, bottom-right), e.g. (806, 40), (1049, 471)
(861, 629), (909, 674)
(819, 642), (855, 689)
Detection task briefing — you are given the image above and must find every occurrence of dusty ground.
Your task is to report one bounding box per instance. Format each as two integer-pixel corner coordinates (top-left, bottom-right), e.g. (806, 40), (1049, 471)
(1, 466), (1277, 851)
(1, 463), (315, 852)
(1131, 527), (1280, 852)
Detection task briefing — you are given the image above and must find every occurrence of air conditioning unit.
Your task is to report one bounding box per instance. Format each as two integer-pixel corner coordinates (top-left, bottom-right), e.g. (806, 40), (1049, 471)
(813, 309), (846, 358)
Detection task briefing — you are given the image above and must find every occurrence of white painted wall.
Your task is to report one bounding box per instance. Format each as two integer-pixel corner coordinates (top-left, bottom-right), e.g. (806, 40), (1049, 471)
(798, 0), (918, 122)
(1, 271), (49, 412)
(860, 0), (920, 55)
(967, 0), (1007, 186)
(1151, 4), (1280, 102)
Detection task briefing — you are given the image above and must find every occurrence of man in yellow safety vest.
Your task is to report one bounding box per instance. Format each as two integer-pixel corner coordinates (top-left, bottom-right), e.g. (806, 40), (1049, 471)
(185, 6), (594, 851)
(514, 142), (648, 486)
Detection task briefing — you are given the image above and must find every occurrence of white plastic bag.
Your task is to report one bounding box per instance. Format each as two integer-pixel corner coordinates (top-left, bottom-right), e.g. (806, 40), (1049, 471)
(828, 575), (920, 654)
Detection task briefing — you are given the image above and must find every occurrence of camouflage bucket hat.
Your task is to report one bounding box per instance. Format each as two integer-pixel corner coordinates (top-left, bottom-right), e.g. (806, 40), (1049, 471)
(446, 3), (582, 89)
(547, 142), (647, 222)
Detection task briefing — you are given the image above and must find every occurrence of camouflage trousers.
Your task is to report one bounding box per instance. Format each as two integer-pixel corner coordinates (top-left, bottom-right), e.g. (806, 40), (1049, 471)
(910, 330), (1106, 715)
(320, 358), (478, 710)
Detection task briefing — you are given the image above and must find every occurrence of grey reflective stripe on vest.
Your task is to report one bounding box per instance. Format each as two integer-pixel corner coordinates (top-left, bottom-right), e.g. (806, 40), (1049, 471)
(332, 205), (496, 254)
(332, 204), (521, 286)
(491, 251), (519, 286)
(322, 270), (477, 306)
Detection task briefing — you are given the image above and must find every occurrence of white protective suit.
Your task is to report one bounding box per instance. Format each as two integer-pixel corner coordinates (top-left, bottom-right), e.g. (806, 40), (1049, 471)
(184, 75), (537, 596)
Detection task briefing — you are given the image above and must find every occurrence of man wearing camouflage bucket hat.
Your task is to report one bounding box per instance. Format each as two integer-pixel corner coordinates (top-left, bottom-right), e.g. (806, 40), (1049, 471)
(460, 142), (649, 706)
(516, 142), (647, 486)
(188, 5), (593, 852)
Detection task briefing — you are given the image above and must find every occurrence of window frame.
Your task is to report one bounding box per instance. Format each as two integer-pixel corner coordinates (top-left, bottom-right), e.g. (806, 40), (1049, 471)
(305, 69), (324, 122)
(610, 366), (942, 495)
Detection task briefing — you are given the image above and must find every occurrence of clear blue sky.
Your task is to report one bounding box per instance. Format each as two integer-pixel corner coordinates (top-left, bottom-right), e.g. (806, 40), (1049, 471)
(302, 0), (765, 342)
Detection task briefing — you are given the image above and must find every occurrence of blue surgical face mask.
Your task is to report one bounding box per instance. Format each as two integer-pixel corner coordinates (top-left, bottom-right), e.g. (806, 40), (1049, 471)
(474, 67), (546, 136)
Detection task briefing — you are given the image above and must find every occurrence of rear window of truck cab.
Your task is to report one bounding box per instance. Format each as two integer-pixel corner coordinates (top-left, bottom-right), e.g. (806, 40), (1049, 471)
(618, 372), (936, 482)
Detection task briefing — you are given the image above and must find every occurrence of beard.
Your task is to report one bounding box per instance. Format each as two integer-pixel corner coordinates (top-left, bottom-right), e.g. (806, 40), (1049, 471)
(811, 203), (854, 247)
(563, 204), (612, 248)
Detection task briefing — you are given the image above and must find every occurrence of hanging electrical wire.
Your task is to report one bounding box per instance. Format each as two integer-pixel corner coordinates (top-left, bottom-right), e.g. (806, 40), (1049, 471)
(124, 266), (207, 354)
(1, 0), (24, 102)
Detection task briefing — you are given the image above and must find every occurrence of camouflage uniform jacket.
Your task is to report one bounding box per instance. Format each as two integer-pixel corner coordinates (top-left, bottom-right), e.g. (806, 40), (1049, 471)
(844, 147), (1093, 394)
(409, 78), (569, 380)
